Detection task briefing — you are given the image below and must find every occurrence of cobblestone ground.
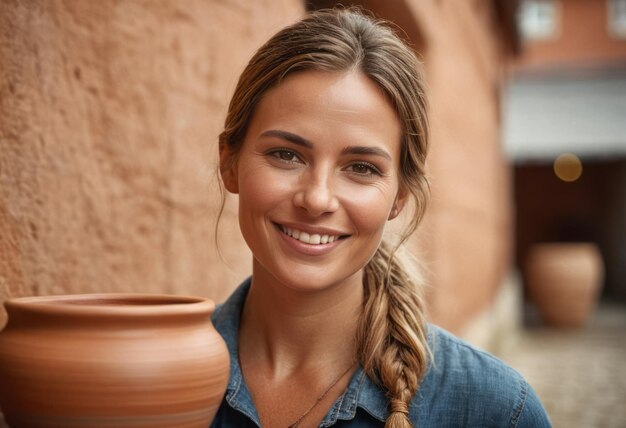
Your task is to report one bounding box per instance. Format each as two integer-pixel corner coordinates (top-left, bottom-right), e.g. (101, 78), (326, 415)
(498, 302), (626, 428)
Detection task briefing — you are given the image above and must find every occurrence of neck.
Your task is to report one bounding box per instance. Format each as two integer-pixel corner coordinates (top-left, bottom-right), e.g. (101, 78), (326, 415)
(238, 263), (363, 376)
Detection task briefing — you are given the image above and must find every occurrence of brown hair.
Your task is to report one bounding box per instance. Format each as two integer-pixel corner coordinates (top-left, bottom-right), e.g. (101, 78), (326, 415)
(219, 8), (430, 428)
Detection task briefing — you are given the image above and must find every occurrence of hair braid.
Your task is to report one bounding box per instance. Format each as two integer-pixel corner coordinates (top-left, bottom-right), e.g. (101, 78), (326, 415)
(358, 240), (430, 427)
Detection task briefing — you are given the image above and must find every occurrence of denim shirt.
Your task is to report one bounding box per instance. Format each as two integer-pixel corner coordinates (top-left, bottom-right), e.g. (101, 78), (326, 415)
(210, 279), (551, 427)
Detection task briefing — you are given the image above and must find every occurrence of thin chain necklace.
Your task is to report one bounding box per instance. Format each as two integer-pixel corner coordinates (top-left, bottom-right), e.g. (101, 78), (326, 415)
(287, 362), (356, 428)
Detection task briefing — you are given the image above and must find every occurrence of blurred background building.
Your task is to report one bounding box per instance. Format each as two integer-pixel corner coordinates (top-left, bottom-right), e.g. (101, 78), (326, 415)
(502, 2), (626, 425)
(504, 0), (626, 305)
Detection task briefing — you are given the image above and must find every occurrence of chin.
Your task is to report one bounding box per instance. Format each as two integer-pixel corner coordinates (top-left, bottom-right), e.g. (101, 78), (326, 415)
(269, 265), (363, 295)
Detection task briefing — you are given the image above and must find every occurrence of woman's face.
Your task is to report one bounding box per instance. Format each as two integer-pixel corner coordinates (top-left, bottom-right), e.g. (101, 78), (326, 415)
(222, 70), (406, 292)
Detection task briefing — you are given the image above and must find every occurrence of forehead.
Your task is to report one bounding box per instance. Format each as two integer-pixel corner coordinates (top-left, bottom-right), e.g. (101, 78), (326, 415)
(245, 70), (403, 156)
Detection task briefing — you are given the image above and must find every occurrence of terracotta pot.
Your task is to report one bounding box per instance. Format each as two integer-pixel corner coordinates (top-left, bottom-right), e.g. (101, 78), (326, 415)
(525, 243), (604, 328)
(0, 294), (229, 427)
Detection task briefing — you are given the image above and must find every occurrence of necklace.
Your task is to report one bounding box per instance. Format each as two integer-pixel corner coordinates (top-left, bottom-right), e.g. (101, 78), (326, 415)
(287, 362), (356, 428)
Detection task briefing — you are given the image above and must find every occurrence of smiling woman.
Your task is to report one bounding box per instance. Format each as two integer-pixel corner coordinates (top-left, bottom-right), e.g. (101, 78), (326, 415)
(224, 70), (403, 291)
(211, 7), (551, 428)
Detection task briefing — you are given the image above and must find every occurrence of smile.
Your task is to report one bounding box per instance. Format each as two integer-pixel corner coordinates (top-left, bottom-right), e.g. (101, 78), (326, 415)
(278, 225), (345, 245)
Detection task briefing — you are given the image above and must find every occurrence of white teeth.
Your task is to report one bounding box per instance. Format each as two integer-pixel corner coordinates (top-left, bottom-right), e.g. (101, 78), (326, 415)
(281, 226), (341, 245)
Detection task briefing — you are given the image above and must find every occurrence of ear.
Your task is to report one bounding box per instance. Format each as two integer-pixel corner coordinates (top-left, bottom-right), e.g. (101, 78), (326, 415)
(219, 142), (239, 194)
(388, 187), (409, 220)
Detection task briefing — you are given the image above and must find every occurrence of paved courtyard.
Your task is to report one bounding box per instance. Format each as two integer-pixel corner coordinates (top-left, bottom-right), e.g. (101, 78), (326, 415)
(498, 302), (626, 428)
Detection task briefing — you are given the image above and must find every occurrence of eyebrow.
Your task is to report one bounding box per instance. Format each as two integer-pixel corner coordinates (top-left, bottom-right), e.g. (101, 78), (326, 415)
(260, 130), (312, 148)
(260, 129), (392, 161)
(341, 146), (392, 161)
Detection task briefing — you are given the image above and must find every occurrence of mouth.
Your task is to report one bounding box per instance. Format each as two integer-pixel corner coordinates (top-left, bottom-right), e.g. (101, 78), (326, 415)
(276, 224), (348, 245)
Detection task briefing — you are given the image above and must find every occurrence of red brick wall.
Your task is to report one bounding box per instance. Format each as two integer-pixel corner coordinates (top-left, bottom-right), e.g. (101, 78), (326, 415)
(516, 0), (626, 70)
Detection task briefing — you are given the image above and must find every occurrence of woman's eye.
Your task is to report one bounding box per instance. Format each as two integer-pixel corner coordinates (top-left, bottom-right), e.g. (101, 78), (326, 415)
(269, 149), (300, 163)
(347, 162), (381, 176)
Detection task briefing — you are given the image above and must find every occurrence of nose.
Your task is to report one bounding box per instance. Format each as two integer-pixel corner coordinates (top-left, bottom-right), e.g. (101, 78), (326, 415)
(293, 167), (340, 216)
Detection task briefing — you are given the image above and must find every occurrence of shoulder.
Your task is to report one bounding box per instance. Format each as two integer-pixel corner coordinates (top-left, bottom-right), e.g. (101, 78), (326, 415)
(211, 278), (251, 360)
(426, 324), (521, 387)
(409, 325), (551, 427)
(211, 278), (251, 327)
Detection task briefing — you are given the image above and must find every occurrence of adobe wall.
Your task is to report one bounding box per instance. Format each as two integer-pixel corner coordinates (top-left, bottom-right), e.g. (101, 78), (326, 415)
(407, 0), (513, 332)
(0, 0), (303, 326)
(1, 0), (513, 335)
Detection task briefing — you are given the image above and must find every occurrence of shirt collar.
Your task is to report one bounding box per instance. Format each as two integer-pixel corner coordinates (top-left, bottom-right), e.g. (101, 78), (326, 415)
(328, 366), (389, 425)
(211, 278), (389, 426)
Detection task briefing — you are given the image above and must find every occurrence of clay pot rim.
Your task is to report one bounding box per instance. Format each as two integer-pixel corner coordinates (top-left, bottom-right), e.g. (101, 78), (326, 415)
(4, 293), (215, 317)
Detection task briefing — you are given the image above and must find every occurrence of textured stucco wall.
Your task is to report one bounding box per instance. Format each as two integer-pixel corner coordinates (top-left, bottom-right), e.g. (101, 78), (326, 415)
(0, 0), (512, 336)
(406, 0), (513, 332)
(0, 0), (303, 326)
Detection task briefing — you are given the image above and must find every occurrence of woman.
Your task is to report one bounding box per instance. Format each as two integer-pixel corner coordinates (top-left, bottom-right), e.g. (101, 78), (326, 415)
(212, 8), (550, 428)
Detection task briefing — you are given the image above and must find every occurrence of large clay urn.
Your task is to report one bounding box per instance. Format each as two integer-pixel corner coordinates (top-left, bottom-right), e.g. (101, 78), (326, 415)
(0, 293), (229, 427)
(525, 242), (604, 328)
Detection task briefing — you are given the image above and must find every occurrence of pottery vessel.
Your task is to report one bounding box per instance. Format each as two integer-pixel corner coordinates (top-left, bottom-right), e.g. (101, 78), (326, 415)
(525, 242), (604, 328)
(0, 293), (229, 427)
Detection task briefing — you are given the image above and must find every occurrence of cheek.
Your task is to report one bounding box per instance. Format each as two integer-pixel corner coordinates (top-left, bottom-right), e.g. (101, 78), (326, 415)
(238, 163), (292, 212)
(339, 184), (396, 232)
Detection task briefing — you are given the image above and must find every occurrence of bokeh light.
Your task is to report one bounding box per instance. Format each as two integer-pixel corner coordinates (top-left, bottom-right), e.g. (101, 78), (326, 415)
(553, 153), (583, 182)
